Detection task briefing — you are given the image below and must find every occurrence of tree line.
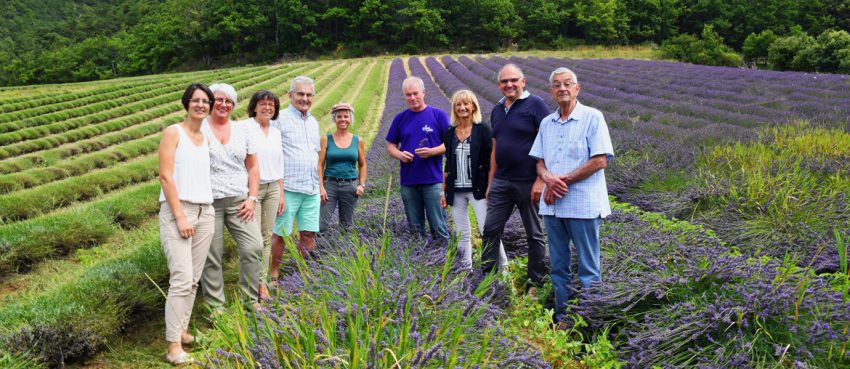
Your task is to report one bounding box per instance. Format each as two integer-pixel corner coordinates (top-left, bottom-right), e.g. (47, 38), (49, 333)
(1, 0), (849, 86)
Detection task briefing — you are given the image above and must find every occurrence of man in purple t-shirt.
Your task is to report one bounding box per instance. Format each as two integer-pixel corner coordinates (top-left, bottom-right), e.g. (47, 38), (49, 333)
(386, 76), (451, 242)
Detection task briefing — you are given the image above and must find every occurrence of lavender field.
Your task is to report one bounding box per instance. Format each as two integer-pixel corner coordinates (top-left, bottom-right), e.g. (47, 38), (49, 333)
(201, 57), (850, 368)
(1, 54), (848, 368)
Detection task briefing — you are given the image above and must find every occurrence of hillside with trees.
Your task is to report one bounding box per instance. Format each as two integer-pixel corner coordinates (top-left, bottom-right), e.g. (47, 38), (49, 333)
(2, 0), (849, 86)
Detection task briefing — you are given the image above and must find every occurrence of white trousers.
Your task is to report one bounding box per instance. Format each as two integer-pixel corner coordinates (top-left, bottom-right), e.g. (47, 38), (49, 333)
(451, 192), (507, 269)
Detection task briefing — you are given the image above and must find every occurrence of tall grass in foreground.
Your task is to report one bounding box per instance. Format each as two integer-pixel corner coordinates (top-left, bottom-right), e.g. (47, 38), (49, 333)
(200, 201), (548, 368)
(691, 122), (850, 271)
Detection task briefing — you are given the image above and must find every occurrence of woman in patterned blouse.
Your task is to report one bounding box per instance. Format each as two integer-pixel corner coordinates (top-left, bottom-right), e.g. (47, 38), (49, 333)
(199, 83), (265, 309)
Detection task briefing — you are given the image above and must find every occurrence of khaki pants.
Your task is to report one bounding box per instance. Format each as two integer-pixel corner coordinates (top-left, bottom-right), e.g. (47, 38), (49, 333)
(256, 182), (281, 282)
(160, 201), (214, 343)
(201, 195), (264, 305)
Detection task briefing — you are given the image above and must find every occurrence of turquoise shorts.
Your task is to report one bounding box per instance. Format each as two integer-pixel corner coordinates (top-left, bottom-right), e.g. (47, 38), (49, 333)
(274, 190), (320, 236)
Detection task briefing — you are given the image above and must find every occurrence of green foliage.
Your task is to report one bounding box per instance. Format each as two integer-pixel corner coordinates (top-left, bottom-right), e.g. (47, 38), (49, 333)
(677, 0), (803, 49)
(622, 0), (680, 43)
(660, 25), (743, 67)
(440, 0), (518, 52)
(768, 29), (850, 73)
(572, 0), (629, 44)
(500, 257), (626, 368)
(5, 0), (850, 85)
(804, 29), (850, 73)
(767, 31), (816, 70)
(742, 30), (778, 61)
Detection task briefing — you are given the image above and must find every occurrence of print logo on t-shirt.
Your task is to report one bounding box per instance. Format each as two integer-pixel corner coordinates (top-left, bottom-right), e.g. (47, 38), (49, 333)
(421, 124), (434, 133)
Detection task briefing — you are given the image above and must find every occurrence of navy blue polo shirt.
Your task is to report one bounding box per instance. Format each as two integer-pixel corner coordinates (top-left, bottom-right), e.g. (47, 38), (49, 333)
(491, 92), (551, 181)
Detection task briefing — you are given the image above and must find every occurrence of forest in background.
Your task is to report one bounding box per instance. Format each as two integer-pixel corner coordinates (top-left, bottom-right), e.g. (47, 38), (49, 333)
(1, 0), (849, 86)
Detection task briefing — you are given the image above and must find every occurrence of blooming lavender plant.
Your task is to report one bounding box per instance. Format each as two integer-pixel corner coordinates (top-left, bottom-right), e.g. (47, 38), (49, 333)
(203, 55), (850, 369)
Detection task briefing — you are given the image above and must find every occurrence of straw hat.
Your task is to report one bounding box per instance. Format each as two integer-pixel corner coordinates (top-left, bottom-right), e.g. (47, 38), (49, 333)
(330, 102), (354, 114)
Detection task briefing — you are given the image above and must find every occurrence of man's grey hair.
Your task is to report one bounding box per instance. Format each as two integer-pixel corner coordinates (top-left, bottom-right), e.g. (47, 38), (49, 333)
(549, 67), (579, 85)
(498, 63), (525, 79)
(290, 76), (315, 92)
(402, 76), (425, 92)
(209, 83), (238, 105)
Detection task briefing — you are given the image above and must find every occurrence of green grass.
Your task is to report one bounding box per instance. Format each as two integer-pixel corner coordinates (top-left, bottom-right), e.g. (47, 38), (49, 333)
(689, 122), (849, 263)
(0, 222), (168, 367)
(351, 59), (389, 150)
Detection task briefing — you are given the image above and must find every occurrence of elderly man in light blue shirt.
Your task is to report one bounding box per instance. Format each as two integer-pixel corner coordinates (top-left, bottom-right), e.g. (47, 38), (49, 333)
(529, 67), (614, 325)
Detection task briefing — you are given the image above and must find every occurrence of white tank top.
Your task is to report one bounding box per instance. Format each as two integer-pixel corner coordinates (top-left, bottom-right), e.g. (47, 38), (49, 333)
(159, 124), (214, 204)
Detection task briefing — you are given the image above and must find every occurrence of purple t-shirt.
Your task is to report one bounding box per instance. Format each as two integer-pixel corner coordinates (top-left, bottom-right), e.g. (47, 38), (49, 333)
(385, 106), (450, 185)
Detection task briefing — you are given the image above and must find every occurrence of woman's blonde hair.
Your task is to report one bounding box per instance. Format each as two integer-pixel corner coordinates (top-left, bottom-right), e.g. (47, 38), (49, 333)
(449, 90), (482, 126)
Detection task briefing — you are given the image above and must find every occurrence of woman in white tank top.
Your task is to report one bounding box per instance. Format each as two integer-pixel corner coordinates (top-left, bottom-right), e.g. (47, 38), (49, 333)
(158, 83), (215, 365)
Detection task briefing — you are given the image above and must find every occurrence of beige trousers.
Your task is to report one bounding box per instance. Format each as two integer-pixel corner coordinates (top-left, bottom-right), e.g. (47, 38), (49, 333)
(201, 194), (264, 305)
(256, 182), (281, 282)
(160, 201), (214, 343)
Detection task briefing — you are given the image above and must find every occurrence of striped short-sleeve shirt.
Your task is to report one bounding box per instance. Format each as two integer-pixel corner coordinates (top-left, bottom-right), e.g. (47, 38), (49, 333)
(271, 105), (320, 195)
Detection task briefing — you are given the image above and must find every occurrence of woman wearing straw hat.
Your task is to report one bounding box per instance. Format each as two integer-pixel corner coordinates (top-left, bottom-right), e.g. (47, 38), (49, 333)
(318, 102), (367, 232)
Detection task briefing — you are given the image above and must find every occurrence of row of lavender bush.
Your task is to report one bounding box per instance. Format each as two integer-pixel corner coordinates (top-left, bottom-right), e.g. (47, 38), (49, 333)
(204, 56), (849, 368)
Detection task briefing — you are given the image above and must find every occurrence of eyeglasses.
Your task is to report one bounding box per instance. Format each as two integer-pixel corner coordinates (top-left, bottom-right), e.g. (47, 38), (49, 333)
(214, 97), (234, 106)
(551, 81), (577, 89)
(498, 77), (523, 85)
(292, 91), (314, 99)
(189, 98), (211, 105)
(258, 101), (276, 108)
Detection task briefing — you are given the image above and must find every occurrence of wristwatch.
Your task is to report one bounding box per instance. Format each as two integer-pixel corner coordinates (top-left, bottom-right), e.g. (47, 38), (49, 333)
(248, 195), (259, 203)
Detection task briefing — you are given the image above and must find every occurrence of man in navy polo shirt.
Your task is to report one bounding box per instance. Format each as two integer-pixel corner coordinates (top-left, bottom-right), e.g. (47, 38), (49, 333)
(386, 76), (451, 242)
(481, 64), (550, 286)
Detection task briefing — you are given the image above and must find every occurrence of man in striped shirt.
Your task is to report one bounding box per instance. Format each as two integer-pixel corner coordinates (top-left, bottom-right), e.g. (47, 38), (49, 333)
(269, 76), (321, 279)
(529, 67), (614, 325)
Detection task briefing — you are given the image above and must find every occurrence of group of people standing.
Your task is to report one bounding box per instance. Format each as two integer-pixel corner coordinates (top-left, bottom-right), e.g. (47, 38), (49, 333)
(157, 62), (614, 364)
(384, 63), (614, 329)
(157, 76), (367, 364)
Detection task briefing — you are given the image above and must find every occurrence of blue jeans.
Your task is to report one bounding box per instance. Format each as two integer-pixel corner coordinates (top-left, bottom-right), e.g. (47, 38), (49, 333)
(544, 216), (601, 321)
(399, 183), (449, 241)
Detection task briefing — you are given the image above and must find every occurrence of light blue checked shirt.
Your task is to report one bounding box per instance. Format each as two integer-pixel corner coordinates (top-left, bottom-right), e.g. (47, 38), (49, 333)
(271, 105), (320, 195)
(529, 101), (614, 219)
